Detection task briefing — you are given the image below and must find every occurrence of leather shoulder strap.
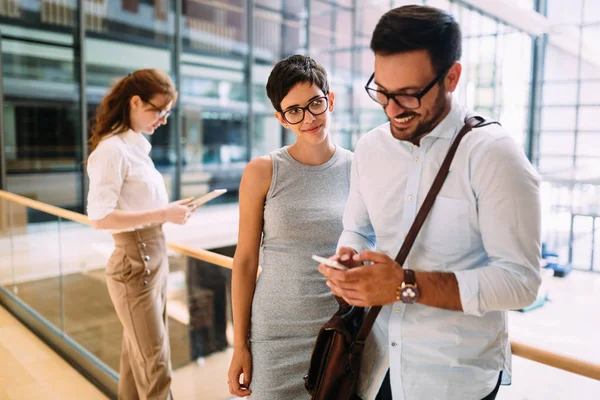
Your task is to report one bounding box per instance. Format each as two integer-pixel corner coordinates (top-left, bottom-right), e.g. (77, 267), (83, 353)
(355, 115), (491, 343)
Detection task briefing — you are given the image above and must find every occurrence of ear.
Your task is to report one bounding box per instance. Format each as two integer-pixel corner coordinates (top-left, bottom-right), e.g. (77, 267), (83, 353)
(274, 111), (289, 129)
(445, 63), (462, 93)
(130, 95), (143, 110)
(327, 92), (335, 113)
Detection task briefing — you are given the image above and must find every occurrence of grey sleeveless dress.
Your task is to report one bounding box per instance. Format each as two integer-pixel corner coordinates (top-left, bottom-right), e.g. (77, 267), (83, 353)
(249, 146), (352, 399)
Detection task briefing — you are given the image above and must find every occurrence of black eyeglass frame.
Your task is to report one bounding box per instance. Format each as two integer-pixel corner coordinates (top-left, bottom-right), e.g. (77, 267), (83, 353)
(142, 98), (172, 119)
(280, 95), (330, 125)
(364, 65), (452, 110)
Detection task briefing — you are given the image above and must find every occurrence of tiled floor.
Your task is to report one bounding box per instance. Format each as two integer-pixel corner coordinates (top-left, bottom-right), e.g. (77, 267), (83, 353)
(0, 306), (108, 400)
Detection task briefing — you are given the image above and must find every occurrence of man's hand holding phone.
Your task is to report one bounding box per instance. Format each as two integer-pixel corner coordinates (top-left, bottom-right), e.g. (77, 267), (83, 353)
(313, 247), (363, 272)
(336, 247), (363, 269)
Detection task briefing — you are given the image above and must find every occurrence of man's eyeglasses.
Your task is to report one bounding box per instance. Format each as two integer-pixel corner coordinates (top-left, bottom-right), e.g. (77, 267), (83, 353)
(143, 98), (171, 120)
(281, 96), (329, 125)
(364, 66), (451, 110)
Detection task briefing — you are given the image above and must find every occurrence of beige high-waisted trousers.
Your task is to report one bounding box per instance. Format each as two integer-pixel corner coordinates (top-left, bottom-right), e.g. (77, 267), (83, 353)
(106, 225), (173, 400)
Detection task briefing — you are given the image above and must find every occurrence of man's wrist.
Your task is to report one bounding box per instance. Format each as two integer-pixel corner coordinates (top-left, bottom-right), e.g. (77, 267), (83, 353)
(391, 266), (404, 304)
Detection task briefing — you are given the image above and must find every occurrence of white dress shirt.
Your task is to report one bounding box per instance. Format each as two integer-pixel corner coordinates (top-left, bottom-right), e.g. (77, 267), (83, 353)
(87, 129), (169, 233)
(339, 98), (542, 400)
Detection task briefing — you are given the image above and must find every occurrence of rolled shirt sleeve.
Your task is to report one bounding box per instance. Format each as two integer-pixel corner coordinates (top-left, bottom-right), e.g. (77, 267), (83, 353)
(86, 146), (128, 221)
(455, 136), (542, 317)
(337, 147), (377, 254)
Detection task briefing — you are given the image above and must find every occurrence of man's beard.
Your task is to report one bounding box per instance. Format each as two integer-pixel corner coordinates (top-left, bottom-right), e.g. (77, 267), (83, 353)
(389, 86), (449, 143)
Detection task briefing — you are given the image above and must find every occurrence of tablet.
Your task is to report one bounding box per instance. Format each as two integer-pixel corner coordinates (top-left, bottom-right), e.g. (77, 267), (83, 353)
(190, 189), (227, 207)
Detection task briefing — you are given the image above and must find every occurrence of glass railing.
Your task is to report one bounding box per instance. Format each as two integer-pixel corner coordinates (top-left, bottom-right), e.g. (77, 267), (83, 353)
(0, 190), (237, 399)
(541, 180), (600, 272)
(1, 189), (599, 400)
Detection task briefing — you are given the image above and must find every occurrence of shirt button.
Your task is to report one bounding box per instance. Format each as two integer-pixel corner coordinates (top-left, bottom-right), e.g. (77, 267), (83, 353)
(408, 195), (414, 202)
(391, 342), (397, 347)
(414, 158), (419, 164)
(396, 307), (402, 313)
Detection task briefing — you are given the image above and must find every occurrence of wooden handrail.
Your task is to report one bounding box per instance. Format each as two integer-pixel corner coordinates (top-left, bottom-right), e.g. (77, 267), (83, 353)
(0, 190), (234, 269)
(2, 189), (600, 381)
(0, 190), (91, 226)
(511, 340), (600, 380)
(167, 241), (233, 270)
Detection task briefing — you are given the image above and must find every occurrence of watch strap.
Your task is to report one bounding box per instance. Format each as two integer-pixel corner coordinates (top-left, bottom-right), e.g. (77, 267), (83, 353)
(403, 269), (416, 285)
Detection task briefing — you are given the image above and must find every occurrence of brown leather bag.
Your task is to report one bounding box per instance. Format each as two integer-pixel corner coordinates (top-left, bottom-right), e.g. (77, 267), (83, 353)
(303, 115), (498, 400)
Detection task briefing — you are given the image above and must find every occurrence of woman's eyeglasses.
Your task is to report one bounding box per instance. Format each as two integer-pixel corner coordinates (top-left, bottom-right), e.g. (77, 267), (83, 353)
(143, 98), (171, 120)
(281, 96), (329, 125)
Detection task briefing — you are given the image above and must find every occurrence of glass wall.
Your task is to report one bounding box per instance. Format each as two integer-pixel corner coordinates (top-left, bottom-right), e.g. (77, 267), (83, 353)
(535, 0), (600, 271)
(1, 0), (598, 271)
(180, 0), (247, 201)
(0, 0), (538, 212)
(85, 0), (178, 199)
(1, 1), (82, 215)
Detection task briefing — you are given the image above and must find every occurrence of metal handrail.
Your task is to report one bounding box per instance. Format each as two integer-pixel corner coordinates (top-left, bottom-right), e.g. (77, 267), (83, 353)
(1, 189), (599, 381)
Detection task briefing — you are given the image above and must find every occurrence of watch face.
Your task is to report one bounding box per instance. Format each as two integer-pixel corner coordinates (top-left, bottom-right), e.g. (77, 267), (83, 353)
(400, 285), (420, 304)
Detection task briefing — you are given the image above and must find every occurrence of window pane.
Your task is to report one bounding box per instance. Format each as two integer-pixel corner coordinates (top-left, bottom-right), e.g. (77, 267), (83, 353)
(425, 0), (451, 11)
(2, 3), (82, 211)
(539, 132), (575, 156)
(183, 0), (246, 57)
(580, 59), (600, 80)
(579, 82), (600, 105)
(577, 106), (600, 131)
(542, 82), (578, 105)
(544, 45), (580, 81)
(537, 156), (576, 178)
(576, 132), (600, 157)
(540, 107), (577, 130)
(547, 0), (583, 25)
(310, 0), (332, 54)
(255, 9), (282, 62)
(479, 15), (498, 36)
(583, 0), (600, 23)
(580, 26), (600, 79)
(252, 114), (282, 159)
(256, 0), (282, 9)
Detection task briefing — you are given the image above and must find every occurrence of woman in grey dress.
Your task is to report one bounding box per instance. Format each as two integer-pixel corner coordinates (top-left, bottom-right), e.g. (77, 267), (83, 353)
(227, 55), (352, 399)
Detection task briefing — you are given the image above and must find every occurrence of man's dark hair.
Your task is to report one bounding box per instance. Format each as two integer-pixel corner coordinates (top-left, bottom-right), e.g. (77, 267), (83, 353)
(266, 54), (329, 112)
(370, 5), (462, 74)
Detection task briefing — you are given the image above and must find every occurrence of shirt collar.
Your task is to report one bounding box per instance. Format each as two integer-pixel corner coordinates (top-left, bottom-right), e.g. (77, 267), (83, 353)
(121, 129), (152, 154)
(424, 96), (467, 140)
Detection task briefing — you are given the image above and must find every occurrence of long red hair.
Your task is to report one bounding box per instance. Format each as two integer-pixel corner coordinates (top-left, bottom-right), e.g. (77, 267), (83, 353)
(89, 69), (178, 153)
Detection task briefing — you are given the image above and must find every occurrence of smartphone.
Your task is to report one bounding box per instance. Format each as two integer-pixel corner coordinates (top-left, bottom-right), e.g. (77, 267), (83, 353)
(312, 255), (348, 271)
(190, 189), (227, 208)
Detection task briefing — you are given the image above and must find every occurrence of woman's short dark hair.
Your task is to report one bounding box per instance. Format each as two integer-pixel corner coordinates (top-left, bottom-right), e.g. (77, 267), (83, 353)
(370, 5), (462, 74)
(266, 55), (329, 112)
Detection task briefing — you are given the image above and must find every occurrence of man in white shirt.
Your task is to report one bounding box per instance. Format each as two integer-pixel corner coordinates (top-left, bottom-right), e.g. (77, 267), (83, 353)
(317, 5), (541, 400)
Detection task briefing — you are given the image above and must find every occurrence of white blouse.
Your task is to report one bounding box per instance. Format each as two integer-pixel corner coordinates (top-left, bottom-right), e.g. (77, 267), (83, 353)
(86, 129), (169, 232)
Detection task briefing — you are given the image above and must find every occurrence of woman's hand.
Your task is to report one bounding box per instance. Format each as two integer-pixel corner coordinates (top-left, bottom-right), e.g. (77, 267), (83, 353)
(162, 197), (198, 225)
(228, 345), (252, 397)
